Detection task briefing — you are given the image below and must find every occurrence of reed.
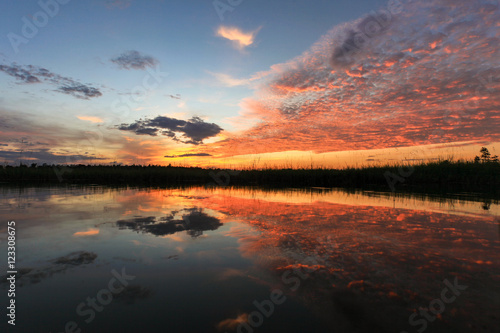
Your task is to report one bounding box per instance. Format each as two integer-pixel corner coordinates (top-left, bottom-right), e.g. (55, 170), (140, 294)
(0, 159), (498, 194)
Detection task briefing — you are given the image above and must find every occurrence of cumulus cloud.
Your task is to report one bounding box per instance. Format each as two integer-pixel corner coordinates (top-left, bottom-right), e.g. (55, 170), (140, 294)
(0, 63), (102, 99)
(111, 50), (159, 70)
(118, 115), (223, 145)
(116, 209), (223, 238)
(164, 153), (212, 158)
(203, 0), (500, 157)
(216, 26), (260, 50)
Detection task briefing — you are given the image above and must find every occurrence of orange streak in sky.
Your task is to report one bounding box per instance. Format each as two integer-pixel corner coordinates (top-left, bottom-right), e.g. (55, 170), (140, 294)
(73, 229), (100, 237)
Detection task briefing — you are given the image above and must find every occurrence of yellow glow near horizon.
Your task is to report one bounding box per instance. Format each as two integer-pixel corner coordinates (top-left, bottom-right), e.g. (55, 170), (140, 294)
(156, 141), (497, 169)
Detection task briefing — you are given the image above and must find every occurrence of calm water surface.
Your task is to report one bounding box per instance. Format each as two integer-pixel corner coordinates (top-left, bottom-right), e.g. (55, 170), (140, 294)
(0, 186), (498, 333)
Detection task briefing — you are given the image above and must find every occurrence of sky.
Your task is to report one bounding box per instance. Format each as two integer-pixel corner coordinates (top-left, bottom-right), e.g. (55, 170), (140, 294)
(0, 0), (499, 168)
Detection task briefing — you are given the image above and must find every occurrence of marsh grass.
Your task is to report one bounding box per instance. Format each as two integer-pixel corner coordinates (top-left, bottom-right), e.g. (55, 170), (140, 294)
(1, 159), (498, 194)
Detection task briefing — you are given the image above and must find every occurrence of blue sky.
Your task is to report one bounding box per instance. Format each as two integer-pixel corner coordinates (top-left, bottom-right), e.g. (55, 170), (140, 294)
(0, 0), (498, 166)
(0, 0), (381, 123)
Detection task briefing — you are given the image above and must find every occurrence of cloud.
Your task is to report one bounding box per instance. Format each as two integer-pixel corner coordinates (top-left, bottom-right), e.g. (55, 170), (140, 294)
(111, 50), (159, 70)
(77, 116), (104, 123)
(0, 148), (106, 165)
(206, 71), (251, 87)
(58, 83), (102, 99)
(216, 313), (249, 331)
(0, 251), (97, 287)
(0, 64), (40, 83)
(0, 108), (142, 165)
(118, 115), (223, 145)
(216, 26), (260, 50)
(116, 209), (223, 238)
(202, 0), (500, 157)
(330, 12), (394, 69)
(73, 228), (100, 237)
(164, 153), (212, 158)
(167, 94), (181, 100)
(0, 63), (102, 99)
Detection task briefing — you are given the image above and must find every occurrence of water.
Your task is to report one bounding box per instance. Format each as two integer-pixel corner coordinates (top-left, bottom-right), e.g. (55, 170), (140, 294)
(0, 186), (498, 333)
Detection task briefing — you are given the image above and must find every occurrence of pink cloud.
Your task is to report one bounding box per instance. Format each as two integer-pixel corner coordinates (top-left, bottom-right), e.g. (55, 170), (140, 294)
(202, 0), (500, 158)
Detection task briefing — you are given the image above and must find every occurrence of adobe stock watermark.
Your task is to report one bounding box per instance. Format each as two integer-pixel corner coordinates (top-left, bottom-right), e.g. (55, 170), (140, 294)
(401, 277), (468, 333)
(213, 0), (244, 21)
(7, 0), (72, 54)
(208, 169), (241, 187)
(384, 162), (415, 192)
(52, 267), (135, 333)
(236, 236), (336, 333)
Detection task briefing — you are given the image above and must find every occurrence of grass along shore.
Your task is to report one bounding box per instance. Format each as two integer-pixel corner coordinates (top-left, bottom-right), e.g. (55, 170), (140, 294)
(0, 159), (499, 194)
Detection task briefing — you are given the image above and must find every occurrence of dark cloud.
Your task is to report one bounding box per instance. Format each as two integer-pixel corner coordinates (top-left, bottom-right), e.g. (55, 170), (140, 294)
(0, 148), (106, 165)
(53, 251), (97, 266)
(164, 153), (212, 158)
(116, 208), (223, 238)
(0, 63), (102, 99)
(181, 117), (224, 144)
(0, 251), (97, 287)
(111, 50), (159, 70)
(167, 94), (181, 100)
(330, 11), (394, 68)
(58, 83), (102, 99)
(0, 64), (40, 83)
(135, 127), (158, 136)
(118, 115), (223, 145)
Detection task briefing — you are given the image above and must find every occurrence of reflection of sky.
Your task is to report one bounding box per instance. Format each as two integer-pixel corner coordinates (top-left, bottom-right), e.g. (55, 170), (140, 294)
(0, 186), (498, 332)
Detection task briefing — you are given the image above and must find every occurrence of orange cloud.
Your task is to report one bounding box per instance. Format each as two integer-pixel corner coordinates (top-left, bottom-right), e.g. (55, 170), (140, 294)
(199, 0), (500, 160)
(216, 25), (260, 50)
(73, 228), (100, 237)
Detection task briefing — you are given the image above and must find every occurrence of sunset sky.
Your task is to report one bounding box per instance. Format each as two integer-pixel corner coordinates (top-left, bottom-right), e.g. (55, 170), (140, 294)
(0, 0), (499, 168)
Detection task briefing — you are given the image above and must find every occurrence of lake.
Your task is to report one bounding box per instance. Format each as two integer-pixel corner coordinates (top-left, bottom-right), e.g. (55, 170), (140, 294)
(0, 186), (498, 333)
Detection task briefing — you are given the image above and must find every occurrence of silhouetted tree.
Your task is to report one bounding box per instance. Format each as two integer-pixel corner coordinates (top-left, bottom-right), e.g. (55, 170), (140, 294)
(480, 147), (491, 162)
(475, 147), (499, 163)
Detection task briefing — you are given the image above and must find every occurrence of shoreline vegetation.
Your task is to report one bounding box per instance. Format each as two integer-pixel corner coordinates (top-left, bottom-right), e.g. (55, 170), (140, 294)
(1, 158), (499, 196)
